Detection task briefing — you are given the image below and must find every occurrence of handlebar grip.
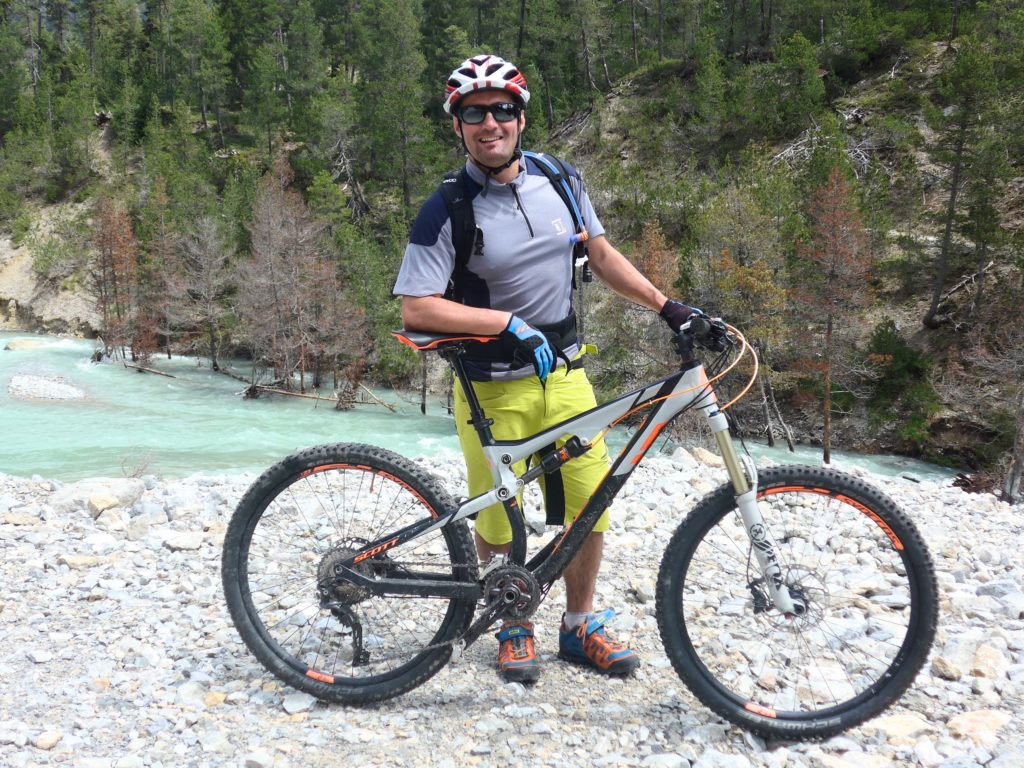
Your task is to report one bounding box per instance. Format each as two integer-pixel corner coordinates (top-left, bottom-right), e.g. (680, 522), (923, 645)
(686, 316), (711, 337)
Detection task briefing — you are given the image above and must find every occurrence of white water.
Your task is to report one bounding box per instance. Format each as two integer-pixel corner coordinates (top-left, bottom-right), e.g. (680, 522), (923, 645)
(0, 331), (959, 483)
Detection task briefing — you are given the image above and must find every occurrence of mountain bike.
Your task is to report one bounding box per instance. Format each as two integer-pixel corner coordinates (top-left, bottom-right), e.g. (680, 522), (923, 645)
(221, 318), (938, 740)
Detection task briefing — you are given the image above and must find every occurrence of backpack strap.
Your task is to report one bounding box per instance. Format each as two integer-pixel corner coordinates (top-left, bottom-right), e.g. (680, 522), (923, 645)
(521, 151), (591, 288)
(437, 169), (481, 302)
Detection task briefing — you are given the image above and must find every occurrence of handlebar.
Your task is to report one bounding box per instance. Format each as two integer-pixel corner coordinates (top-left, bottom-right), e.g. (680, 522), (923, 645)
(674, 315), (733, 359)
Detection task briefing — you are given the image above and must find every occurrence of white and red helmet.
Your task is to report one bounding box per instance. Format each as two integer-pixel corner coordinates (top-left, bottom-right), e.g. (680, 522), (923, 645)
(443, 55), (530, 116)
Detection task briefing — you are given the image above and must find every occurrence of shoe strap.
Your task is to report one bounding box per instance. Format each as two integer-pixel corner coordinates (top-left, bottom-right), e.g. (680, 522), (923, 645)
(496, 623), (535, 643)
(581, 608), (615, 637)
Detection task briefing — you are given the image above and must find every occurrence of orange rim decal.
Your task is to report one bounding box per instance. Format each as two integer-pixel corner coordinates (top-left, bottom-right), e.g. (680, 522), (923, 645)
(298, 464), (439, 519)
(306, 669), (335, 684)
(763, 486), (904, 551)
(744, 702), (777, 718)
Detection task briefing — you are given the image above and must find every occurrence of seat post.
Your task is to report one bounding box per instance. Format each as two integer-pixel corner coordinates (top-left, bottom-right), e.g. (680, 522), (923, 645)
(440, 346), (497, 447)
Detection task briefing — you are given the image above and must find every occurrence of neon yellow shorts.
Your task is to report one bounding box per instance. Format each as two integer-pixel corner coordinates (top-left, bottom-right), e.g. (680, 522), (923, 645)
(454, 366), (611, 546)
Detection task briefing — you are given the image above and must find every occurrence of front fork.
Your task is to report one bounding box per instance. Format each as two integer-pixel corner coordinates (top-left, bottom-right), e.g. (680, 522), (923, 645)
(709, 412), (806, 617)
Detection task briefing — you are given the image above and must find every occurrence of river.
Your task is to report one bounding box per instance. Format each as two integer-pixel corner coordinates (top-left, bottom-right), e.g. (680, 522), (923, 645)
(0, 331), (958, 483)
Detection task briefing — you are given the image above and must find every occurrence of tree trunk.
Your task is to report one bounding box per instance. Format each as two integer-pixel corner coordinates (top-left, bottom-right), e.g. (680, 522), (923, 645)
(822, 314), (833, 464)
(758, 372), (775, 447)
(516, 0), (527, 59)
(924, 119), (967, 328)
(949, 0), (961, 41)
(766, 374), (796, 451)
(630, 0), (639, 67)
(968, 240), (988, 318)
(579, 10), (599, 92)
(207, 320), (219, 371)
(1003, 388), (1024, 503)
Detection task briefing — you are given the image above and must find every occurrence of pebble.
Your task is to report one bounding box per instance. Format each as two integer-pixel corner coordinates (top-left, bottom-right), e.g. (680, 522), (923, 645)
(0, 454), (1021, 768)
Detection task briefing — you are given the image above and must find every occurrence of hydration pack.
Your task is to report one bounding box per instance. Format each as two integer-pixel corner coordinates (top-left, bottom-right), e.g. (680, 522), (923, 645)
(437, 151), (592, 305)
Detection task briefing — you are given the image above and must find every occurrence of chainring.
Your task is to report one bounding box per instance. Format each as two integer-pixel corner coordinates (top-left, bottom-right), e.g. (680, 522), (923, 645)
(482, 564), (541, 621)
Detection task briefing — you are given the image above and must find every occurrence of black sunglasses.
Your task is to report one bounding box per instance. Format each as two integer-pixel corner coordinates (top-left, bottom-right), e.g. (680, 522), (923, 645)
(457, 102), (521, 125)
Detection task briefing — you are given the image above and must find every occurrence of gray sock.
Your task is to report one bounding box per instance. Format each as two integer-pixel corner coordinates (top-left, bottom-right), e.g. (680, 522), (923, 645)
(563, 611), (588, 629)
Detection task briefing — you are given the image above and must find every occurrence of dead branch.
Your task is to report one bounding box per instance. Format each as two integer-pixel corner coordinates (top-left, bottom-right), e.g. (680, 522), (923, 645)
(942, 260), (995, 302)
(356, 382), (396, 412)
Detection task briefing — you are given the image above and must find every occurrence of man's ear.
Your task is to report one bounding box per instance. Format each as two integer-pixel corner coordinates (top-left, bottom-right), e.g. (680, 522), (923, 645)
(452, 117), (462, 139)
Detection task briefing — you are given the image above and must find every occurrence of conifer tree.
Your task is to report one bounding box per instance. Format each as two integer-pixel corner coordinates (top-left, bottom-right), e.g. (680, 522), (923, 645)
(793, 167), (872, 463)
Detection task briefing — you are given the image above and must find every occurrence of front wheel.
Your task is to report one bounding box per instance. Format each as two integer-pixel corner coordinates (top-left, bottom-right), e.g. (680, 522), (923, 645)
(656, 465), (938, 740)
(222, 443), (477, 704)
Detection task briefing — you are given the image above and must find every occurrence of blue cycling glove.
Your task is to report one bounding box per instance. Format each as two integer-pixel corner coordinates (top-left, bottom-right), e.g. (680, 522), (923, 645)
(502, 315), (555, 381)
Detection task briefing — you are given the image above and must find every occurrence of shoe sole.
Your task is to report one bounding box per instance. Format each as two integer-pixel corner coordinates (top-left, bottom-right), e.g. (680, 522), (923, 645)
(500, 665), (540, 684)
(557, 650), (640, 676)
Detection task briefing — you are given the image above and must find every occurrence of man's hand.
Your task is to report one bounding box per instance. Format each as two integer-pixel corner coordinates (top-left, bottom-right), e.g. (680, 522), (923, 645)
(502, 315), (554, 381)
(659, 300), (703, 332)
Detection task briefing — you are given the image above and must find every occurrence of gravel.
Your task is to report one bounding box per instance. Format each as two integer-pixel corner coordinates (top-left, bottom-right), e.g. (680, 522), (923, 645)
(1, 450), (1022, 768)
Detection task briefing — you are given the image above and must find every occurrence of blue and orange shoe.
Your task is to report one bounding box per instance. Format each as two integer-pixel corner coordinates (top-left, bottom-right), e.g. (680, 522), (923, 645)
(496, 621), (541, 683)
(558, 609), (640, 676)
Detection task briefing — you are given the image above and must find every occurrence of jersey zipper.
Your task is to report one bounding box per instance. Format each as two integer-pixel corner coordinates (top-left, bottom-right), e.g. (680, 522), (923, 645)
(509, 183), (535, 238)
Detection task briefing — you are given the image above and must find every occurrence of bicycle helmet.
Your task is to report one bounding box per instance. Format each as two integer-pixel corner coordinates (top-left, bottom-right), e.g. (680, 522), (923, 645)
(443, 55), (530, 116)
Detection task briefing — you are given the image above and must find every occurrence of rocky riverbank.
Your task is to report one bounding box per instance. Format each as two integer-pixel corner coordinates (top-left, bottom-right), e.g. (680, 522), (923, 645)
(1, 452), (1022, 768)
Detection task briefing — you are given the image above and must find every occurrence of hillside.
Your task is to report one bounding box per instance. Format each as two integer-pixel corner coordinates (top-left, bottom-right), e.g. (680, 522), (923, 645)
(1, 5), (1021, 494)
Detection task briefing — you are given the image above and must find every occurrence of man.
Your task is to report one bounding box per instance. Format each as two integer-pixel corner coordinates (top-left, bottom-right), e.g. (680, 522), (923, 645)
(393, 54), (698, 683)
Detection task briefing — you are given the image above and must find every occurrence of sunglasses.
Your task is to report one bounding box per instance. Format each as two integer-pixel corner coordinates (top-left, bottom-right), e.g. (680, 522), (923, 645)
(457, 102), (521, 125)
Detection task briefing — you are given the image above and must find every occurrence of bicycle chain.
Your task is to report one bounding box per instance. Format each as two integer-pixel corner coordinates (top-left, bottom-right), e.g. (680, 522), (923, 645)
(327, 560), (552, 664)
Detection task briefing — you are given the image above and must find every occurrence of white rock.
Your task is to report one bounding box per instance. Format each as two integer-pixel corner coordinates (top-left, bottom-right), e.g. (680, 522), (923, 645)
(282, 692), (317, 714)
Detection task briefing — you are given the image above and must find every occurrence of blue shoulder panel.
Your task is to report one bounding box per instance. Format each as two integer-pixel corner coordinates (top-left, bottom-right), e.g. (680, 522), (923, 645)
(409, 190), (451, 247)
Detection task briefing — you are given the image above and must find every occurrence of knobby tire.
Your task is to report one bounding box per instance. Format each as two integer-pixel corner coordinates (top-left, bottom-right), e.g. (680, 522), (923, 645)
(656, 465), (938, 740)
(222, 443), (477, 704)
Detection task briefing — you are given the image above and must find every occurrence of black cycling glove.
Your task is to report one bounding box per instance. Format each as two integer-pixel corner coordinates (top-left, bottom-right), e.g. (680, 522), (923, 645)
(659, 300), (702, 332)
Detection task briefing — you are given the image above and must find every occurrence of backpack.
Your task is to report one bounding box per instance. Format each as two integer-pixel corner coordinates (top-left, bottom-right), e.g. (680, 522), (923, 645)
(438, 151), (592, 305)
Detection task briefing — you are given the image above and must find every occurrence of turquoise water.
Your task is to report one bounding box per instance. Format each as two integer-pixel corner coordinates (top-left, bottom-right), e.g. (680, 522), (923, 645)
(0, 332), (461, 480)
(0, 331), (958, 483)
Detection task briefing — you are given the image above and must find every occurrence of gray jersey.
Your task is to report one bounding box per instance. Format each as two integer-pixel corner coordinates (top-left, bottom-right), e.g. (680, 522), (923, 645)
(394, 156), (605, 380)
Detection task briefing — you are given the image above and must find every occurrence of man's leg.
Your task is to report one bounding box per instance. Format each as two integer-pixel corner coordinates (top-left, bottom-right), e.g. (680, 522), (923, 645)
(562, 532), (603, 613)
(475, 531), (511, 562)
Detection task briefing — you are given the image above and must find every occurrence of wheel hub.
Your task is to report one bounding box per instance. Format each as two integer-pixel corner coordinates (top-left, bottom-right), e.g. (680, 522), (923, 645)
(317, 540), (371, 605)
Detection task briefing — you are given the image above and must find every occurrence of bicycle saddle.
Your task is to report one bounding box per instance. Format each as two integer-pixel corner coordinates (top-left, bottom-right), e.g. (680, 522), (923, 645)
(392, 329), (500, 351)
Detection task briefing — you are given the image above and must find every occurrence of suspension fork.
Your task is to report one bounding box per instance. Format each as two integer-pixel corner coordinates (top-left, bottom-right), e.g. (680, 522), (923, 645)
(708, 410), (805, 617)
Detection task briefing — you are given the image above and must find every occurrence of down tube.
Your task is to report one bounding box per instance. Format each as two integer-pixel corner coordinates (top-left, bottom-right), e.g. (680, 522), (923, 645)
(533, 365), (715, 587)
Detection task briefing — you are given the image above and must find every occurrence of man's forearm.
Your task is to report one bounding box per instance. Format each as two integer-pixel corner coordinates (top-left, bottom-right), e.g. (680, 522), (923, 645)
(401, 295), (512, 335)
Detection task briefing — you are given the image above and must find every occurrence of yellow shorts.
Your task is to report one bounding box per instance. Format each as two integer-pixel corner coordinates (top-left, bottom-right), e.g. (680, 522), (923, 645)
(454, 365), (611, 546)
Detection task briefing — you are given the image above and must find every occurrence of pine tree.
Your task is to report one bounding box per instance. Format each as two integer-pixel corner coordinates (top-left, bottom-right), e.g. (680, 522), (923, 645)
(793, 167), (871, 463)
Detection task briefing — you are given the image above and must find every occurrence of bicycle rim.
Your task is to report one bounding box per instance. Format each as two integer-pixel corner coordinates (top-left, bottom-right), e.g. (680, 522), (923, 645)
(225, 445), (475, 700)
(658, 465), (937, 739)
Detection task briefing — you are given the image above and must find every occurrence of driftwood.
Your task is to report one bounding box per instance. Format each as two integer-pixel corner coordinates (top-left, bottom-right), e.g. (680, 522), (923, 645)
(243, 381), (396, 412)
(357, 383), (396, 412)
(245, 385), (342, 403)
(123, 362), (176, 378)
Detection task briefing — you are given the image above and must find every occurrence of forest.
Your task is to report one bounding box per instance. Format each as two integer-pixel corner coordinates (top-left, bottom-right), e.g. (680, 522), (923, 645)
(0, 1), (1022, 499)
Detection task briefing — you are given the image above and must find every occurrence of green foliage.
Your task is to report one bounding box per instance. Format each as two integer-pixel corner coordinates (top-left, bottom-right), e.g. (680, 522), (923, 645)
(866, 319), (941, 449)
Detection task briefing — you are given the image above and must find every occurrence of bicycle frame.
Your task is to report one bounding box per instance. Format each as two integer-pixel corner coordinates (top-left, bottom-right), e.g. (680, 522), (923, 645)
(337, 325), (801, 647)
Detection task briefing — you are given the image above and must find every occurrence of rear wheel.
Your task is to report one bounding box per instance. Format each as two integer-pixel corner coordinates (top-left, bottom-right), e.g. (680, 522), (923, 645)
(222, 443), (477, 703)
(656, 465), (937, 740)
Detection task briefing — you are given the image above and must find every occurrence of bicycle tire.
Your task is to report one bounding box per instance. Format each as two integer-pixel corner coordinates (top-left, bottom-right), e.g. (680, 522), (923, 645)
(656, 465), (938, 740)
(222, 443), (477, 704)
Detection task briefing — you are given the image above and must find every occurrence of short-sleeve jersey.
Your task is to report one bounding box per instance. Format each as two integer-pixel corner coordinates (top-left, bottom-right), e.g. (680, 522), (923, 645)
(393, 155), (605, 380)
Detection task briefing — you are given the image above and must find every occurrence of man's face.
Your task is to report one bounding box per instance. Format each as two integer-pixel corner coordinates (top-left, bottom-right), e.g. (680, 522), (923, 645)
(453, 90), (525, 168)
